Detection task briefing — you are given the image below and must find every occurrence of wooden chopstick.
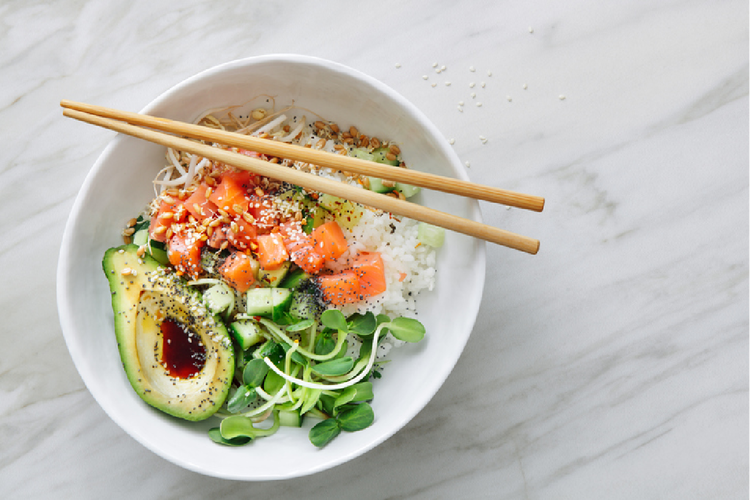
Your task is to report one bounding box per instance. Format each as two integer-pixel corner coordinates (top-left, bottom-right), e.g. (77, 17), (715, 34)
(61, 106), (540, 254)
(60, 100), (545, 212)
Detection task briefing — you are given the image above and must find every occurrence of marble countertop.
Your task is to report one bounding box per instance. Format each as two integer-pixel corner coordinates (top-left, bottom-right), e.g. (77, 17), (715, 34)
(1, 1), (747, 498)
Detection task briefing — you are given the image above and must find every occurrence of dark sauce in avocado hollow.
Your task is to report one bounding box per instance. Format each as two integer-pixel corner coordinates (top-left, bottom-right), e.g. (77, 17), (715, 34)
(161, 319), (206, 378)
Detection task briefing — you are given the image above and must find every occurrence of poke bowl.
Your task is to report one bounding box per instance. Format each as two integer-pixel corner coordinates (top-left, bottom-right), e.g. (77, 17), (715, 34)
(56, 54), (486, 480)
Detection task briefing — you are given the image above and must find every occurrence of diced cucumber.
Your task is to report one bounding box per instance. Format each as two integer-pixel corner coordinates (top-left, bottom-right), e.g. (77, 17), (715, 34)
(278, 409), (302, 428)
(204, 282), (235, 315)
(148, 240), (170, 266)
(245, 288), (293, 320)
(279, 268), (310, 289)
(245, 288), (273, 316)
(133, 229), (149, 246)
(350, 148), (374, 161)
(303, 204), (328, 233)
(259, 261), (290, 287)
(372, 147), (400, 166)
(289, 291), (321, 320)
(417, 222), (445, 248)
(395, 182), (421, 199)
(229, 319), (264, 350)
(367, 177), (394, 193)
(318, 193), (344, 212)
(334, 201), (365, 230)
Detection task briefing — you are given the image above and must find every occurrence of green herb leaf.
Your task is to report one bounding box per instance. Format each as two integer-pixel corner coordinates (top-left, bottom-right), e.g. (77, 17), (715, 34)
(312, 356), (354, 376)
(315, 331), (336, 356)
(220, 416), (257, 440)
(280, 342), (308, 366)
(258, 340), (285, 367)
(286, 318), (315, 332)
(220, 413), (280, 440)
(376, 314), (391, 325)
(300, 388), (322, 416)
(318, 394), (337, 416)
(321, 309), (348, 332)
(386, 317), (426, 343)
(208, 427), (252, 446)
(333, 382), (374, 411)
(347, 312), (377, 336)
(263, 369), (285, 395)
(332, 339), (349, 360)
(243, 359), (269, 388)
(309, 418), (341, 448)
(337, 402), (375, 432)
(226, 385), (257, 413)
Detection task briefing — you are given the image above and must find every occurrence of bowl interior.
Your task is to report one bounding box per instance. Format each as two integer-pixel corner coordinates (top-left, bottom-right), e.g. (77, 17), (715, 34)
(57, 55), (485, 480)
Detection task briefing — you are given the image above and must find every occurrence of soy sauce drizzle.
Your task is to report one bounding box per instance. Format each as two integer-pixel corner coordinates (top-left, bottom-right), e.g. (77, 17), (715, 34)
(161, 319), (206, 379)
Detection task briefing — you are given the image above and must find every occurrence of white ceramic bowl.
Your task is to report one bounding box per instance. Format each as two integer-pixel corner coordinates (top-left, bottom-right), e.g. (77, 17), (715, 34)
(57, 54), (485, 480)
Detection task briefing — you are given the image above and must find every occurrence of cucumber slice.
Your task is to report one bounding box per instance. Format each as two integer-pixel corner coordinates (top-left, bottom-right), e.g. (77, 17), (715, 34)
(133, 229), (149, 246)
(302, 204), (328, 233)
(279, 268), (310, 289)
(148, 240), (170, 266)
(395, 182), (421, 199)
(350, 148), (374, 161)
(318, 193), (344, 212)
(278, 409), (302, 428)
(245, 288), (273, 317)
(260, 261), (290, 287)
(417, 222), (445, 248)
(245, 288), (293, 320)
(372, 147), (400, 166)
(229, 319), (264, 350)
(367, 177), (393, 194)
(204, 282), (234, 314)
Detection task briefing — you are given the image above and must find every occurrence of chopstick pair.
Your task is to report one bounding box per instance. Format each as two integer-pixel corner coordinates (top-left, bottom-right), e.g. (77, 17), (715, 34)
(60, 100), (543, 254)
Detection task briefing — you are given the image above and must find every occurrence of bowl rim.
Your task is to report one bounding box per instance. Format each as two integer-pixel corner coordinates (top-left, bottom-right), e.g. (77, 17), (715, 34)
(56, 54), (486, 479)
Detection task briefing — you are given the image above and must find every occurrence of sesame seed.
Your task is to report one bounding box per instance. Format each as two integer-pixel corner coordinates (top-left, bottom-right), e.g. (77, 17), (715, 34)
(471, 92), (476, 99)
(523, 83), (528, 90)
(507, 96), (512, 102)
(469, 82), (475, 88)
(441, 65), (446, 71)
(395, 63), (401, 68)
(432, 62), (438, 68)
(431, 83), (437, 87)
(528, 27), (534, 33)
(481, 82), (486, 88)
(449, 138), (455, 145)
(457, 106), (463, 113)
(465, 161), (471, 168)
(445, 81), (451, 86)
(487, 70), (492, 77)
(469, 66), (475, 72)
(458, 101), (464, 106)
(422, 75), (428, 80)
(476, 102), (483, 107)
(559, 94), (566, 100)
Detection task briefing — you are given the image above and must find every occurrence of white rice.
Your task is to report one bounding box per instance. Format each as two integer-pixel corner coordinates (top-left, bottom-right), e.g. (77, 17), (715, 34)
(332, 208), (437, 319)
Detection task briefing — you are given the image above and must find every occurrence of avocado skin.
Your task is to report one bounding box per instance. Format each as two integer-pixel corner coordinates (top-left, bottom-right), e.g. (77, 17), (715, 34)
(102, 244), (235, 421)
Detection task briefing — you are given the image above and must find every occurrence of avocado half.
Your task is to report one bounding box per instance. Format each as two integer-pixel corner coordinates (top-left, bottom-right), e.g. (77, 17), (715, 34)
(102, 245), (235, 421)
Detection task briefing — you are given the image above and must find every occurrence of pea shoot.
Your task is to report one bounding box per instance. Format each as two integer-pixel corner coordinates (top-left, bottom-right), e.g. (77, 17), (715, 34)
(210, 308), (426, 448)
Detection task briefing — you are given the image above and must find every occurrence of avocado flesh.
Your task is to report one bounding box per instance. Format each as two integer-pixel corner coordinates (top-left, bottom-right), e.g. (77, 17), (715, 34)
(102, 245), (235, 421)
